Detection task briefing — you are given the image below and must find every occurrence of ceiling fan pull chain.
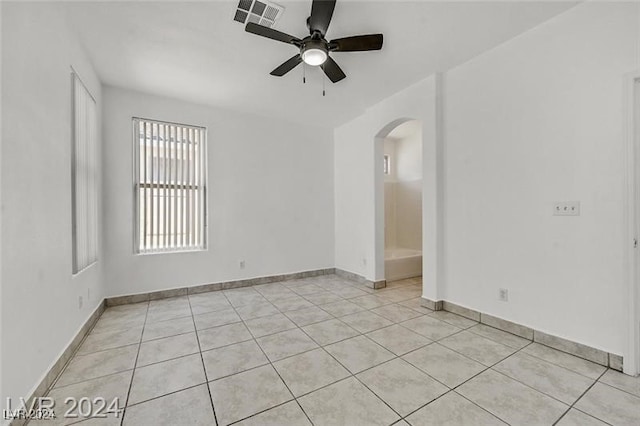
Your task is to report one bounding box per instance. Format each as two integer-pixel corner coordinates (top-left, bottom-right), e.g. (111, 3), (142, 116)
(303, 62), (306, 84)
(322, 65), (326, 96)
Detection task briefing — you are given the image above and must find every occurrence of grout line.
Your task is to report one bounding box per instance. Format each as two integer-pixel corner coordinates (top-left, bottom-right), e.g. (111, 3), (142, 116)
(187, 293), (220, 426)
(119, 300), (150, 426)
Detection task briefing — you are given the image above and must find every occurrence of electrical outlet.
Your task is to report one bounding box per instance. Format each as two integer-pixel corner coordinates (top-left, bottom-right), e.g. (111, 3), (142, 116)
(239, 260), (245, 269)
(78, 296), (83, 309)
(553, 201), (580, 216)
(498, 288), (509, 302)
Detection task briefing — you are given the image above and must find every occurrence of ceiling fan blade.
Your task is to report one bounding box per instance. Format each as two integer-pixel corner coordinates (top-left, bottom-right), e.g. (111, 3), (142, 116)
(270, 55), (303, 76)
(321, 56), (346, 83)
(309, 0), (336, 35)
(245, 22), (301, 46)
(330, 34), (383, 52)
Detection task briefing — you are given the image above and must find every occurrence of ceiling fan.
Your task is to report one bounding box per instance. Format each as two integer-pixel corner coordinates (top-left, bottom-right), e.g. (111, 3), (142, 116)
(245, 0), (383, 83)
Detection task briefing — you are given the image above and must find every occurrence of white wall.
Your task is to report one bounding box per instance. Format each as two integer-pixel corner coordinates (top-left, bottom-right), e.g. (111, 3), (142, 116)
(442, 2), (639, 357)
(393, 126), (423, 251)
(103, 87), (334, 297)
(384, 125), (423, 252)
(1, 2), (104, 411)
(334, 76), (440, 293)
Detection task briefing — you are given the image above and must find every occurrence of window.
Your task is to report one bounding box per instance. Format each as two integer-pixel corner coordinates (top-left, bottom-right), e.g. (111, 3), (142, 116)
(133, 118), (207, 254)
(72, 72), (98, 273)
(383, 154), (391, 175)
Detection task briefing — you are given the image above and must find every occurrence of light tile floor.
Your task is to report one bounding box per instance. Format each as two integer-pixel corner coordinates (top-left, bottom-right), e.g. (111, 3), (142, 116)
(38, 275), (640, 426)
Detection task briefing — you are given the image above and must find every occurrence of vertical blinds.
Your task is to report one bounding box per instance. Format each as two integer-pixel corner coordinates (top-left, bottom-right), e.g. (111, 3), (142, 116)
(133, 118), (207, 254)
(72, 73), (98, 273)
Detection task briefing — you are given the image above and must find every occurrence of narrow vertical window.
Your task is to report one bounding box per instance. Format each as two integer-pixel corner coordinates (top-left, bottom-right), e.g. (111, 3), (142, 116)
(133, 118), (207, 254)
(72, 72), (98, 273)
(383, 154), (391, 175)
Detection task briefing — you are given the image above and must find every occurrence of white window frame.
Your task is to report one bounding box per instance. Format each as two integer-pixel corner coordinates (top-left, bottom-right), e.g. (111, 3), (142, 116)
(133, 117), (208, 254)
(383, 154), (391, 175)
(71, 71), (98, 274)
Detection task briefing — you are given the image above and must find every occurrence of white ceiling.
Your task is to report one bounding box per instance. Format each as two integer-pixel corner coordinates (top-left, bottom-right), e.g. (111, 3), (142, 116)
(63, 1), (577, 128)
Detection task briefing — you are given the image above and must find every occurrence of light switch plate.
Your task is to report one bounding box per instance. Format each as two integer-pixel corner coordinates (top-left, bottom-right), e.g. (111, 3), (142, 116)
(553, 201), (580, 216)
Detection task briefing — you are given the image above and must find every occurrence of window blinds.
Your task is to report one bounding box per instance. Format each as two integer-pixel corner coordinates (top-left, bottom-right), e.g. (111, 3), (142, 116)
(133, 118), (207, 254)
(72, 73), (98, 273)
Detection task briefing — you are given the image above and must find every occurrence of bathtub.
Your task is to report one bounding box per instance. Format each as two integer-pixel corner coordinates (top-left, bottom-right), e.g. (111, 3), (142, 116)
(385, 248), (422, 281)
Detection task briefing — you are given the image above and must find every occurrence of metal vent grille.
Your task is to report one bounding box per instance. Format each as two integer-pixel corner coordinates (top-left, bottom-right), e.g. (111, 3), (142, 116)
(234, 0), (283, 28)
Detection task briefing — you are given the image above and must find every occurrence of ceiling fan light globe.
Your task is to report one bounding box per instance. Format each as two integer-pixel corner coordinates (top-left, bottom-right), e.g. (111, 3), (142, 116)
(302, 48), (327, 66)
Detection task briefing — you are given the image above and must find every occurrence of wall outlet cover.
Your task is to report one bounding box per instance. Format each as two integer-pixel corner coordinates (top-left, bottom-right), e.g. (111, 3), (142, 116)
(498, 288), (509, 302)
(553, 201), (580, 216)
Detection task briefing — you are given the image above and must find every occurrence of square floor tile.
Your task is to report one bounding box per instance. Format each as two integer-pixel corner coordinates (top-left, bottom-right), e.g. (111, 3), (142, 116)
(55, 345), (138, 388)
(235, 301), (280, 321)
(397, 298), (433, 314)
(298, 377), (399, 426)
(401, 316), (461, 340)
(467, 324), (530, 350)
(137, 332), (200, 367)
(274, 348), (350, 397)
(193, 308), (241, 330)
(325, 335), (394, 374)
(257, 328), (318, 361)
(330, 287), (369, 299)
(146, 304), (191, 323)
(197, 322), (253, 351)
(245, 313), (297, 338)
(260, 290), (299, 303)
(402, 343), (485, 388)
(128, 354), (206, 405)
(366, 324), (431, 356)
(406, 391), (506, 426)
(357, 358), (448, 416)
(349, 295), (391, 309)
(202, 340), (269, 380)
(303, 292), (344, 305)
(289, 284), (324, 296)
(142, 316), (195, 342)
(574, 382), (640, 425)
(378, 289), (416, 303)
(428, 311), (478, 329)
(439, 331), (516, 366)
(320, 300), (365, 317)
(599, 368), (640, 397)
(92, 313), (146, 335)
(522, 343), (606, 379)
(224, 290), (266, 308)
(210, 365), (293, 426)
(284, 306), (333, 327)
(372, 304), (423, 323)
(493, 352), (595, 404)
(78, 327), (142, 355)
(302, 319), (360, 346)
(340, 311), (394, 333)
(271, 296), (314, 312)
(47, 371), (132, 425)
(234, 401), (311, 426)
(556, 409), (609, 426)
(457, 370), (568, 425)
(123, 384), (214, 426)
(189, 293), (231, 315)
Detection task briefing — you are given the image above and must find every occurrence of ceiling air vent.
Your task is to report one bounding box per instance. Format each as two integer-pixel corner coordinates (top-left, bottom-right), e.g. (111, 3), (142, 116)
(234, 0), (284, 28)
